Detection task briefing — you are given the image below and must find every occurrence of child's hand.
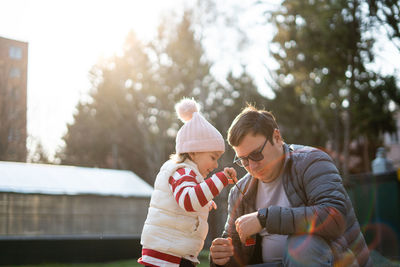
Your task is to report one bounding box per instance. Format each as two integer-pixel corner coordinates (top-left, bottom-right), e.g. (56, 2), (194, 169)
(224, 167), (238, 184)
(209, 200), (217, 211)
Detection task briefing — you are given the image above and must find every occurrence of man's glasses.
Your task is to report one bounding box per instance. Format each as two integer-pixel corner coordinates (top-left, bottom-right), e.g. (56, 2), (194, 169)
(233, 138), (269, 167)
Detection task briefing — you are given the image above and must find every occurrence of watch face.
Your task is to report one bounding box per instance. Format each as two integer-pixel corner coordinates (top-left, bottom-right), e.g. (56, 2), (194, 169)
(258, 208), (267, 217)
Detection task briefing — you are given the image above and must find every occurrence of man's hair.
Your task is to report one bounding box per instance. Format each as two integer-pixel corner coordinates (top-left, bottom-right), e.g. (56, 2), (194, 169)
(228, 104), (279, 147)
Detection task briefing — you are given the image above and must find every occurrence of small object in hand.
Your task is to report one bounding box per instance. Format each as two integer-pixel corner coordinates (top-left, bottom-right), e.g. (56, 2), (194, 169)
(233, 179), (244, 195)
(245, 237), (256, 246)
(209, 200), (217, 211)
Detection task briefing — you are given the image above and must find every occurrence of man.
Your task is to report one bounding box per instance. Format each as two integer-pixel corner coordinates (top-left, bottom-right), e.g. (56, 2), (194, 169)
(209, 105), (372, 267)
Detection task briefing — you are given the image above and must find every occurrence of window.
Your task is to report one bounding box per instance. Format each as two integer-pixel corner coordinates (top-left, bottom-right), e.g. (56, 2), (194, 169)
(9, 67), (21, 78)
(9, 46), (22, 59)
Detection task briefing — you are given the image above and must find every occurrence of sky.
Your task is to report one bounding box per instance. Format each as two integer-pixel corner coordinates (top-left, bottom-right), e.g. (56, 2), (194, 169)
(0, 0), (399, 160)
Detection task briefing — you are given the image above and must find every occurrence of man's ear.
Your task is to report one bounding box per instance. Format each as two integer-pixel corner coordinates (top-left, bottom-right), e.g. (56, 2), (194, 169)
(273, 129), (282, 143)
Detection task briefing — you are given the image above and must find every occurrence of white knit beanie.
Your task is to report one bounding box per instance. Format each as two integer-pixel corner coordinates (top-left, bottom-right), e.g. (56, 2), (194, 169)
(175, 98), (225, 154)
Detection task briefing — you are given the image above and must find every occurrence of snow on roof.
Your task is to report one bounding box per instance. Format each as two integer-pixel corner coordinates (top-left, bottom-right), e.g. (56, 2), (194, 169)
(0, 161), (153, 197)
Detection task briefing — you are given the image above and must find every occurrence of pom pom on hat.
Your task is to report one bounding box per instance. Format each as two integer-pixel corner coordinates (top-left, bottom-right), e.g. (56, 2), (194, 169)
(175, 98), (200, 122)
(175, 97), (225, 154)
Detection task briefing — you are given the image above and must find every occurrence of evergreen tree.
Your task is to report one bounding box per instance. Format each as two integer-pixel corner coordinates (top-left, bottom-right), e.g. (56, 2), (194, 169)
(59, 11), (238, 184)
(27, 138), (51, 164)
(59, 31), (152, 181)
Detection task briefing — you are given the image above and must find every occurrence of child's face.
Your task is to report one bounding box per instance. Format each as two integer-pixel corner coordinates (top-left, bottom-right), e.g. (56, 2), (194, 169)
(189, 151), (223, 177)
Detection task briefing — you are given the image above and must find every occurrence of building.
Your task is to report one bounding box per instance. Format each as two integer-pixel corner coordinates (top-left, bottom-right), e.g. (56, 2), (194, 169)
(0, 161), (153, 264)
(0, 36), (28, 162)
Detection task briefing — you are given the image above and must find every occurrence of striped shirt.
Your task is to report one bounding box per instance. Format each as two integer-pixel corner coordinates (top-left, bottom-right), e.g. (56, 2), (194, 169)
(138, 167), (229, 266)
(168, 168), (229, 212)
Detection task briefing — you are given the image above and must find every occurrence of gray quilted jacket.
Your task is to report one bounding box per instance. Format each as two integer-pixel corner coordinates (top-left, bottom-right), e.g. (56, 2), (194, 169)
(211, 144), (372, 267)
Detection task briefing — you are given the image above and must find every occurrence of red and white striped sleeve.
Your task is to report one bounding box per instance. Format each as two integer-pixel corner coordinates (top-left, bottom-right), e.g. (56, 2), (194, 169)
(168, 167), (229, 212)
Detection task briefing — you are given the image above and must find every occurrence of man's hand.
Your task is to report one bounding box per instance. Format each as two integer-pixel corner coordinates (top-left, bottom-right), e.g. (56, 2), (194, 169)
(210, 237), (234, 265)
(235, 212), (262, 243)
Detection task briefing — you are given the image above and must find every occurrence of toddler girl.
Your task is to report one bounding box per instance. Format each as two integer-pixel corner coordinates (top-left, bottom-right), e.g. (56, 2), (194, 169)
(138, 98), (237, 267)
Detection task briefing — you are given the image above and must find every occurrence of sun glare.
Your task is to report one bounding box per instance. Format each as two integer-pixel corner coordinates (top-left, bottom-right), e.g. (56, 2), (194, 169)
(75, 1), (167, 58)
(1, 0), (185, 158)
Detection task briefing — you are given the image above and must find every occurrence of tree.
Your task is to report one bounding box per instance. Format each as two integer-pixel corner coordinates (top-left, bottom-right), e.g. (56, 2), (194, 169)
(266, 0), (399, 174)
(144, 10), (221, 176)
(368, 0), (400, 51)
(59, 31), (152, 181)
(59, 10), (235, 183)
(27, 137), (51, 164)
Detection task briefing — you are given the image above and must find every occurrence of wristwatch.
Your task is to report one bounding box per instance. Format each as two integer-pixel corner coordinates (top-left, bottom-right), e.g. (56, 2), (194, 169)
(257, 208), (268, 228)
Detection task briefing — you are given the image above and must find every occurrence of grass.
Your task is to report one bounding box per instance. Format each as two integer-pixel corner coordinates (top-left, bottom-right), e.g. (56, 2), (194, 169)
(12, 260), (141, 267)
(8, 250), (210, 267)
(8, 250), (400, 267)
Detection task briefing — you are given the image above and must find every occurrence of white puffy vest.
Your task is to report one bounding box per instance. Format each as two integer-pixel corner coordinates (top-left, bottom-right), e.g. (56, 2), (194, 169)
(140, 159), (210, 263)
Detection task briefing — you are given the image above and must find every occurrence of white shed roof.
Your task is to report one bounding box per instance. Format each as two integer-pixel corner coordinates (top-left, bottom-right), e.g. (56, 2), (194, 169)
(0, 161), (153, 197)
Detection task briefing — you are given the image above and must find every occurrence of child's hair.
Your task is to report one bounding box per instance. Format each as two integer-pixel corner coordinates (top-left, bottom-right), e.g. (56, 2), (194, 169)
(169, 153), (191, 163)
(174, 98), (225, 154)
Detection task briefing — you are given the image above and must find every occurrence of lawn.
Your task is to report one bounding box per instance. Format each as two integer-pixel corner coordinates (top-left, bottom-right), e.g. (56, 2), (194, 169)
(8, 250), (400, 267)
(9, 250), (210, 267)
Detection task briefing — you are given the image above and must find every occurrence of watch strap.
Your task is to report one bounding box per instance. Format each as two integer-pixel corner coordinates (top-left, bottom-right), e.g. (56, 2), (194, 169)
(257, 208), (268, 228)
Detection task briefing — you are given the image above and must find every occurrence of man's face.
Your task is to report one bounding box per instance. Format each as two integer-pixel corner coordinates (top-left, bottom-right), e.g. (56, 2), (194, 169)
(233, 130), (284, 182)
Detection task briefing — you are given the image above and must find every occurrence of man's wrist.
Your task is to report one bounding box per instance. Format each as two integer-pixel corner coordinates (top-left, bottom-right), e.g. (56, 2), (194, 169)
(257, 208), (268, 228)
